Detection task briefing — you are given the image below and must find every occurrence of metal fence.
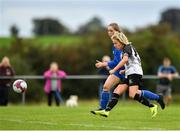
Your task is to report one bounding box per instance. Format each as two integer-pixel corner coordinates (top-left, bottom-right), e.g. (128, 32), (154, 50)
(0, 75), (180, 104)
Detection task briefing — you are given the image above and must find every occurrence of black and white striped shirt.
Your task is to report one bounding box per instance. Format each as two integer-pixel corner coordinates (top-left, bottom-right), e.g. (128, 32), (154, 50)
(122, 43), (143, 77)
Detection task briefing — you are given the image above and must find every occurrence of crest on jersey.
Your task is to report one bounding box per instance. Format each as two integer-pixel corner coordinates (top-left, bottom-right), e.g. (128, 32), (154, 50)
(129, 79), (133, 85)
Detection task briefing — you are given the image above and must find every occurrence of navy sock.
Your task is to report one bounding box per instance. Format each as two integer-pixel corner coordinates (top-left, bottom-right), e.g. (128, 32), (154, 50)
(134, 93), (154, 108)
(141, 90), (159, 100)
(106, 93), (120, 111)
(100, 91), (110, 109)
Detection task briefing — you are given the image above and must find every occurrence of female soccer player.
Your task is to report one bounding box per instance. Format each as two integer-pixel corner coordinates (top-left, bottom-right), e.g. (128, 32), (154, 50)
(97, 32), (165, 118)
(91, 23), (127, 114)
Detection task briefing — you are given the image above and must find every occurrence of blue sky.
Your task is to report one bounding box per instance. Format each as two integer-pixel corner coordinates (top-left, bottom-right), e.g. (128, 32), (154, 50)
(0, 0), (180, 37)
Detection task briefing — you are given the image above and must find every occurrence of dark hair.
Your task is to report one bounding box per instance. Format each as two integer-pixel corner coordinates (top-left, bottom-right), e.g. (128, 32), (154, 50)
(108, 23), (121, 32)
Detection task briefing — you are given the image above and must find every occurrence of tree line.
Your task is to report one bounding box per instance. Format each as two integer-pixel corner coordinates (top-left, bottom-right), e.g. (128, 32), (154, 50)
(3, 8), (180, 102)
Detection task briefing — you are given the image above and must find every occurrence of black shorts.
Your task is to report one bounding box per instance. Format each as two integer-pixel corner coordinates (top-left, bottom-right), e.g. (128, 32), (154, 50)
(122, 74), (143, 87)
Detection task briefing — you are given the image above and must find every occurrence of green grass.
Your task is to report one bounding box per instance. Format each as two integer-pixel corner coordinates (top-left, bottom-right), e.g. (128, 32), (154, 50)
(0, 37), (12, 48)
(32, 35), (83, 46)
(0, 35), (83, 48)
(0, 101), (180, 130)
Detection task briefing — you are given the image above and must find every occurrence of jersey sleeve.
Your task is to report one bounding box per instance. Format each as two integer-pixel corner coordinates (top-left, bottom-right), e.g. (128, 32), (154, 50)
(170, 66), (177, 73)
(107, 61), (116, 69)
(157, 66), (163, 73)
(123, 45), (132, 57)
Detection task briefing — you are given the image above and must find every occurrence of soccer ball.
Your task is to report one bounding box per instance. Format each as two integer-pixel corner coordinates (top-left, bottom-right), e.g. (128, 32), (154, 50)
(13, 79), (27, 93)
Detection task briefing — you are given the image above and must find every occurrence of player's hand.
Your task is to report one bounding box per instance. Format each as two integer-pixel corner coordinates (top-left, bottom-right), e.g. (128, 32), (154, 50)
(109, 69), (115, 75)
(119, 70), (125, 74)
(95, 60), (105, 68)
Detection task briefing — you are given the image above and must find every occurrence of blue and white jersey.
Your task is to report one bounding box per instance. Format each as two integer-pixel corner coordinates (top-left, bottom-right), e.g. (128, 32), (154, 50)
(158, 65), (177, 85)
(107, 45), (125, 79)
(158, 65), (177, 74)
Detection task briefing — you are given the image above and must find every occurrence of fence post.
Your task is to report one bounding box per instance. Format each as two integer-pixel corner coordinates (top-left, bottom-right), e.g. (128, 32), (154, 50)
(22, 92), (26, 105)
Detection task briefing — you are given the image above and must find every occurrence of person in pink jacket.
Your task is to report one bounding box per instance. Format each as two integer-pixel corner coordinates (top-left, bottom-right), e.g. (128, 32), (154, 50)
(43, 62), (67, 106)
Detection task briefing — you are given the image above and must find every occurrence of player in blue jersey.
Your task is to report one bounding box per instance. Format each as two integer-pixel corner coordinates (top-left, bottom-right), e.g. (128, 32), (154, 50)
(97, 32), (165, 118)
(157, 57), (179, 105)
(91, 23), (127, 115)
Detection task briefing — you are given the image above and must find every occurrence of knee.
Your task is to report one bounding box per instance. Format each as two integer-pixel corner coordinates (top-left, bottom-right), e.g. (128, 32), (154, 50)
(103, 85), (110, 91)
(129, 93), (134, 99)
(129, 91), (136, 99)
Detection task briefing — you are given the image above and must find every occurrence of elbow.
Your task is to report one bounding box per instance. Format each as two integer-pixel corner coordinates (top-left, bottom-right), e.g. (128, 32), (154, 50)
(123, 57), (128, 63)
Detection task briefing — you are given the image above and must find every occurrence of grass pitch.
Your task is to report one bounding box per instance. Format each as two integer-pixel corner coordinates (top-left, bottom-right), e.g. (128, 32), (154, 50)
(0, 101), (180, 130)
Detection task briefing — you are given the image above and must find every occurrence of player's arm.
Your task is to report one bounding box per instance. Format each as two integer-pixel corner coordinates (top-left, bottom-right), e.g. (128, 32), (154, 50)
(107, 59), (117, 68)
(120, 69), (126, 74)
(95, 60), (108, 68)
(109, 55), (128, 74)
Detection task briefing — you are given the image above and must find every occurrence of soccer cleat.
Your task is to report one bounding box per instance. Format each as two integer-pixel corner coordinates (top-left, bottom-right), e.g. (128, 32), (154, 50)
(98, 110), (110, 117)
(157, 95), (165, 110)
(150, 104), (158, 118)
(90, 108), (104, 115)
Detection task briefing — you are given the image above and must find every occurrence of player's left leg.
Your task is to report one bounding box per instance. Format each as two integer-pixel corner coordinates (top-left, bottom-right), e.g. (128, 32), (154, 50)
(97, 84), (128, 117)
(130, 87), (158, 118)
(141, 90), (165, 109)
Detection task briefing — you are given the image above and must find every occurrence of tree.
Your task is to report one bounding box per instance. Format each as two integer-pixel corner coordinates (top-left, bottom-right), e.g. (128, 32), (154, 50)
(77, 16), (105, 34)
(33, 18), (69, 36)
(160, 8), (180, 33)
(10, 24), (19, 38)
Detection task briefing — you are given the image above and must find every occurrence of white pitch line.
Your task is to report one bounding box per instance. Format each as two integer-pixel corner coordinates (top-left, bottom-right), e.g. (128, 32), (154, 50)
(65, 123), (128, 129)
(0, 119), (165, 130)
(0, 119), (58, 126)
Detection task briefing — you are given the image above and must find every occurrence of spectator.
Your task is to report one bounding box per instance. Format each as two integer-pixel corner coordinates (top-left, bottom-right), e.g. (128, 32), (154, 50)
(97, 55), (111, 101)
(157, 57), (179, 105)
(43, 62), (67, 106)
(0, 56), (15, 106)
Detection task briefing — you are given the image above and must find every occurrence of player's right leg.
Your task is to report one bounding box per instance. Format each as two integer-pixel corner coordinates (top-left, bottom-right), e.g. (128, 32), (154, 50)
(150, 104), (158, 118)
(91, 74), (120, 115)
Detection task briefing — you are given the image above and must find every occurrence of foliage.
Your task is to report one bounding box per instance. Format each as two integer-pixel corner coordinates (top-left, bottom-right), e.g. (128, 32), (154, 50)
(160, 8), (180, 33)
(77, 17), (106, 34)
(33, 18), (69, 36)
(0, 23), (180, 101)
(10, 24), (19, 38)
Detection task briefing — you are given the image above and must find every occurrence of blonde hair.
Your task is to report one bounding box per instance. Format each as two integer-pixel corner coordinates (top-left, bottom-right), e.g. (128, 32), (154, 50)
(111, 31), (129, 45)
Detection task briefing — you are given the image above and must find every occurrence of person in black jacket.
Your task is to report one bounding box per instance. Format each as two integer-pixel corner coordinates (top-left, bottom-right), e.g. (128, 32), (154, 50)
(0, 56), (15, 106)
